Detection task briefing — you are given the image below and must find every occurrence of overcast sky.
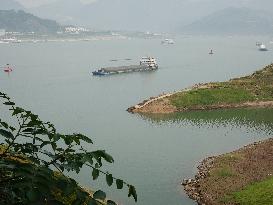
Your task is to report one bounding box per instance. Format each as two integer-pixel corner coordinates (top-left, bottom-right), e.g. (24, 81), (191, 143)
(16, 0), (97, 7)
(10, 0), (273, 32)
(16, 0), (273, 9)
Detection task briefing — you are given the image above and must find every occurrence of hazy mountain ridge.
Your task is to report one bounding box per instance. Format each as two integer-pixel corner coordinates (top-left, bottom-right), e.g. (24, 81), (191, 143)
(0, 10), (61, 33)
(2, 0), (273, 33)
(29, 0), (187, 31)
(27, 0), (250, 32)
(28, 0), (273, 32)
(181, 7), (273, 35)
(0, 0), (25, 10)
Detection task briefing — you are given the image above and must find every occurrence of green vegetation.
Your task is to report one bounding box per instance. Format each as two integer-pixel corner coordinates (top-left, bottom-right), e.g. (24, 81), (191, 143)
(213, 166), (235, 178)
(171, 86), (255, 108)
(0, 92), (137, 205)
(220, 177), (273, 205)
(219, 153), (244, 164)
(233, 177), (273, 205)
(209, 154), (243, 179)
(169, 64), (273, 109)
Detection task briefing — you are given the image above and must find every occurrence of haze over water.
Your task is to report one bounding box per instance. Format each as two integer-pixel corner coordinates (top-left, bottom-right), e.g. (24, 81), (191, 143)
(1, 36), (273, 204)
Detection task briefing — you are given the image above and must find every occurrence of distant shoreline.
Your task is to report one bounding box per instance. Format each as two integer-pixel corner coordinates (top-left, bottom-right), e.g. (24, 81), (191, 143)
(0, 35), (129, 44)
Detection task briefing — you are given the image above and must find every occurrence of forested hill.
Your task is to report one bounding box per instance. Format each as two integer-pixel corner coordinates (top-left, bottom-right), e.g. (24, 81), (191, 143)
(0, 10), (61, 33)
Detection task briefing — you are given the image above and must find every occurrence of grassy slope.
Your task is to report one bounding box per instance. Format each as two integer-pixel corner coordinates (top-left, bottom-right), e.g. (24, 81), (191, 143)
(170, 64), (273, 109)
(233, 177), (273, 205)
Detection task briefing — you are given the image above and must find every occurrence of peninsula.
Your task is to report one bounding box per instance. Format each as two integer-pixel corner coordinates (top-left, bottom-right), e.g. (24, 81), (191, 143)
(127, 64), (273, 113)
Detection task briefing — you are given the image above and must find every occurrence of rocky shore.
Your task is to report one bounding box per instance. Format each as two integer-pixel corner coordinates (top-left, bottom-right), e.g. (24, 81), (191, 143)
(182, 157), (215, 204)
(181, 138), (273, 205)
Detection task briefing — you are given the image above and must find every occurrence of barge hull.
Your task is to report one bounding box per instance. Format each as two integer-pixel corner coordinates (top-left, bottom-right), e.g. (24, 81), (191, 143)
(102, 65), (155, 73)
(92, 65), (158, 75)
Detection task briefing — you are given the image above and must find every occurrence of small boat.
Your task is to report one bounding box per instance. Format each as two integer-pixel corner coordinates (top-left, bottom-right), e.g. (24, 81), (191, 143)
(161, 39), (175, 44)
(3, 64), (13, 73)
(92, 57), (158, 76)
(259, 44), (268, 51)
(92, 69), (107, 76)
(209, 49), (214, 55)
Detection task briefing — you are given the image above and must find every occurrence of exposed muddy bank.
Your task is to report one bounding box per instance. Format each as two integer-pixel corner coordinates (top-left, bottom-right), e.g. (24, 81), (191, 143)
(182, 138), (273, 205)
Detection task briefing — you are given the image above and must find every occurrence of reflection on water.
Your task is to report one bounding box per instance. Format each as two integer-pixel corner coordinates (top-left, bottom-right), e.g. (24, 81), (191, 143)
(139, 108), (273, 135)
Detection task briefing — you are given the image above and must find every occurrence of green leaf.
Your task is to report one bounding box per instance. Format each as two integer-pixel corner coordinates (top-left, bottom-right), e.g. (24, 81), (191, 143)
(0, 129), (14, 139)
(73, 190), (89, 205)
(51, 142), (57, 150)
(116, 179), (123, 189)
(93, 190), (106, 201)
(3, 101), (15, 105)
(0, 121), (9, 129)
(94, 150), (114, 163)
(12, 107), (24, 116)
(76, 133), (93, 144)
(72, 199), (84, 205)
(56, 179), (68, 190)
(36, 182), (50, 195)
(30, 114), (38, 121)
(87, 199), (98, 205)
(128, 185), (137, 202)
(47, 200), (65, 205)
(92, 168), (99, 180)
(64, 137), (73, 145)
(106, 174), (113, 186)
(22, 128), (34, 133)
(52, 134), (61, 142)
(26, 189), (40, 202)
(102, 152), (114, 163)
(33, 128), (46, 135)
(63, 184), (76, 196)
(9, 126), (16, 131)
(16, 164), (34, 176)
(27, 120), (41, 127)
(107, 200), (117, 205)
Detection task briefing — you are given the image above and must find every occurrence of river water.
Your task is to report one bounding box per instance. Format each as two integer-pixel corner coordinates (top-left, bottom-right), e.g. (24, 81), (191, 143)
(1, 36), (273, 205)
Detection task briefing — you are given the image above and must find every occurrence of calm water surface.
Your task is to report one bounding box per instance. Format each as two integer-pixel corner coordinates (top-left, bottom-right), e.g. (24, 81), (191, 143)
(1, 36), (273, 205)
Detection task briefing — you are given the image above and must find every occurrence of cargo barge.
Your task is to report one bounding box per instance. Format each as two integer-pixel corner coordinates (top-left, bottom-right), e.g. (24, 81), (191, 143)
(92, 57), (158, 76)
